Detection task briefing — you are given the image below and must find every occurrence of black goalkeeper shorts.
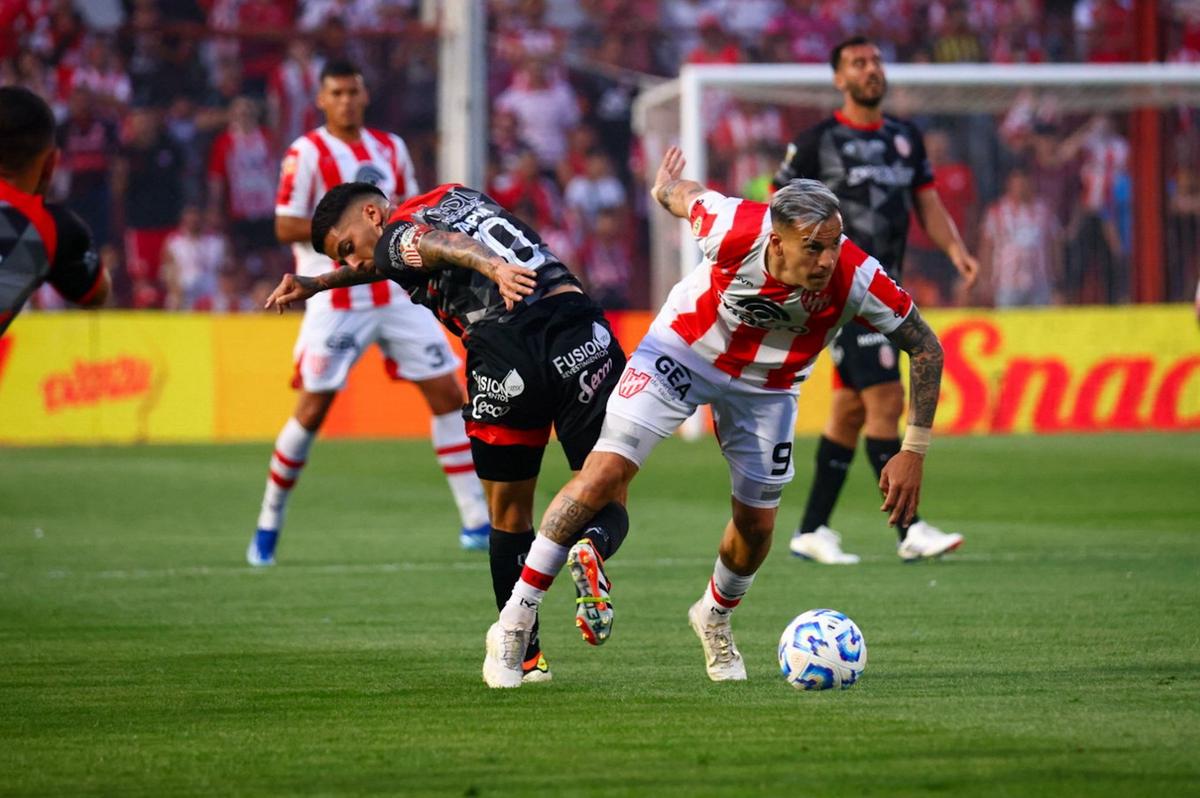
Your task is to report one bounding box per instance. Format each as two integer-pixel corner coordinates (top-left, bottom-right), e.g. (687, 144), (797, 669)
(830, 319), (902, 392)
(463, 292), (625, 482)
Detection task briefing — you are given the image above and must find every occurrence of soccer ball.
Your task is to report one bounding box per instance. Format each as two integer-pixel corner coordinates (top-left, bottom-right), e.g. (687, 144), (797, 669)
(778, 609), (867, 690)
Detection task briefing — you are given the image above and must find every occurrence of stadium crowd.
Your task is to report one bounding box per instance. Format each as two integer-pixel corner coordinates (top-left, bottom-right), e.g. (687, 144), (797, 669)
(2, 0), (1198, 311)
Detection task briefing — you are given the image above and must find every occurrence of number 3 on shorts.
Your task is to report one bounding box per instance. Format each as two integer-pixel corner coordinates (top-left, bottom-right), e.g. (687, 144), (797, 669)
(771, 442), (792, 477)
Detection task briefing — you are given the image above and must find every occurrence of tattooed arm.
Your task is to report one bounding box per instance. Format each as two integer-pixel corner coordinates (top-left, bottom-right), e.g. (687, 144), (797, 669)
(415, 229), (537, 309)
(652, 146), (708, 219)
(877, 308), (945, 526)
(885, 307), (944, 429)
(264, 266), (385, 312)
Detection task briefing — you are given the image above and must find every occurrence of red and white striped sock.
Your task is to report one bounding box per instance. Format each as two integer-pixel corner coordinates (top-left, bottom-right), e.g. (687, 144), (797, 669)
(256, 417), (315, 532)
(432, 411), (489, 531)
(499, 536), (569, 629)
(699, 557), (757, 620)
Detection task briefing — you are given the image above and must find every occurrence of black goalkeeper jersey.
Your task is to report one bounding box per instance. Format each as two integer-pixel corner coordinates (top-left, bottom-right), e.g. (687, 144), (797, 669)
(773, 111), (934, 281)
(374, 184), (580, 337)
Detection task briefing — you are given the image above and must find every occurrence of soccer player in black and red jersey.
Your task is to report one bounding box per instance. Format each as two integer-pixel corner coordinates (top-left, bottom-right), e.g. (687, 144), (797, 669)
(265, 181), (629, 683)
(1, 86), (109, 336)
(773, 37), (978, 564)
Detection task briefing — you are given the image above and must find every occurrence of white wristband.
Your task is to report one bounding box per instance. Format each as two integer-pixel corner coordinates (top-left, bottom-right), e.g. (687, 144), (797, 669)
(901, 425), (932, 455)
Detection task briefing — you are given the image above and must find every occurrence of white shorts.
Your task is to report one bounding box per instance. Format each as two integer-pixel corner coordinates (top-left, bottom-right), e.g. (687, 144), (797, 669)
(292, 303), (460, 393)
(593, 329), (799, 508)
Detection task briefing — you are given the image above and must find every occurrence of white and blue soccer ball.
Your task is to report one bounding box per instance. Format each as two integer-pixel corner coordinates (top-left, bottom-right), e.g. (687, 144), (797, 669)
(778, 609), (867, 690)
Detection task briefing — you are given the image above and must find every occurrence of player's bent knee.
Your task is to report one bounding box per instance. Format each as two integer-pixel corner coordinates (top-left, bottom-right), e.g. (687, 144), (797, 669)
(730, 501), (777, 545)
(576, 451), (637, 505)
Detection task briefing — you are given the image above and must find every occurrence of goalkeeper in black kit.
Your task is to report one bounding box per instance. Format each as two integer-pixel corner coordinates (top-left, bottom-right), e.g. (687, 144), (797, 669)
(774, 36), (978, 564)
(266, 181), (628, 682)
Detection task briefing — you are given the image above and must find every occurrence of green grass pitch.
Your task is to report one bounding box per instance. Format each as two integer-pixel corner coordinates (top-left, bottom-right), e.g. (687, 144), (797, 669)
(2, 433), (1198, 796)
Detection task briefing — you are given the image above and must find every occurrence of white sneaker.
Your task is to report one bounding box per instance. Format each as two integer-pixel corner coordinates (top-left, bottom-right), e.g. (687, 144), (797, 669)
(482, 622), (529, 688)
(789, 526), (860, 564)
(687, 601), (747, 682)
(897, 520), (964, 562)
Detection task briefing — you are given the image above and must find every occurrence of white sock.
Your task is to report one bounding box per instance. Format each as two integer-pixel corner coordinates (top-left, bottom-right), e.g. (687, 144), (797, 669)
(432, 411), (489, 530)
(499, 536), (569, 629)
(698, 557), (756, 621)
(256, 417), (315, 531)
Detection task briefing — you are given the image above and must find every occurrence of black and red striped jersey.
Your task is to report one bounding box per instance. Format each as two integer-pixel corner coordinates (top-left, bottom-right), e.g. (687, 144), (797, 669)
(374, 184), (580, 337)
(1, 178), (104, 336)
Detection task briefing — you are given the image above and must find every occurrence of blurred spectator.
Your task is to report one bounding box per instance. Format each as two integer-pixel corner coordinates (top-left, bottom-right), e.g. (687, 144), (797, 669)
(197, 266), (259, 313)
(660, 0), (721, 66)
(0, 49), (61, 116)
(495, 53), (580, 172)
(685, 14), (742, 64)
(980, 165), (1062, 306)
(1076, 0), (1134, 63)
(768, 1), (833, 64)
(715, 0), (782, 49)
(113, 105), (185, 307)
(161, 205), (227, 310)
(68, 35), (130, 115)
(907, 128), (978, 305)
(488, 147), (563, 232)
(708, 99), (784, 197)
(564, 149), (627, 233)
(574, 33), (637, 177)
(1060, 114), (1130, 303)
(268, 38), (325, 150)
(1167, 160), (1200, 301)
(207, 96), (278, 275)
(932, 3), (985, 63)
(579, 206), (635, 309)
(236, 0), (292, 95)
(57, 86), (117, 251)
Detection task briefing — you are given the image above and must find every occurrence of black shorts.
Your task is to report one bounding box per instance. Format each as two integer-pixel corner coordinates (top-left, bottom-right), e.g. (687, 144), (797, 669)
(831, 320), (901, 391)
(464, 292), (625, 482)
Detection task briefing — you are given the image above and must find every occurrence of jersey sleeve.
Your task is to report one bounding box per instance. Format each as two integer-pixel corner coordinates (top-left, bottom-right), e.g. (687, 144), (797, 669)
(772, 126), (821, 189)
(275, 140), (316, 218)
(44, 204), (105, 304)
(852, 259), (914, 334)
(687, 190), (750, 262)
(909, 125), (935, 192)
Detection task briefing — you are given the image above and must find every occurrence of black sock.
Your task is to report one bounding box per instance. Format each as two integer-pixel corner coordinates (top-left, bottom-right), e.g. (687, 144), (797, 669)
(798, 436), (855, 534)
(489, 528), (541, 662)
(580, 502), (629, 561)
(864, 437), (920, 541)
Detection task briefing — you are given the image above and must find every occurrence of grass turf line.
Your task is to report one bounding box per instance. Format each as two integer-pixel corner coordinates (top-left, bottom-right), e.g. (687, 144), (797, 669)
(0, 433), (1197, 796)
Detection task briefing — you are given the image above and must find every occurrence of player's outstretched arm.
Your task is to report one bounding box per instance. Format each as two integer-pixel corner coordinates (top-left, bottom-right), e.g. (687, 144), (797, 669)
(652, 146), (708, 219)
(264, 267), (385, 313)
(878, 308), (945, 526)
(417, 230), (537, 310)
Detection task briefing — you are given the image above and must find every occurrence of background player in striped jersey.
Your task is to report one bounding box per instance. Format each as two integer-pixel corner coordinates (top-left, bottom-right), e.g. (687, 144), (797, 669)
(773, 36), (978, 565)
(1, 86), (110, 337)
(483, 147), (946, 687)
(248, 61), (490, 567)
(264, 181), (630, 683)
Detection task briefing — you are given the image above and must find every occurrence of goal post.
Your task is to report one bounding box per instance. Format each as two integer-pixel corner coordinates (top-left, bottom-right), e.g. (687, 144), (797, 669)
(634, 62), (1200, 306)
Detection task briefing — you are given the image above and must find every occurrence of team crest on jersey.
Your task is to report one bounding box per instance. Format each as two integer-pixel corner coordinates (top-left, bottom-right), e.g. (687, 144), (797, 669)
(618, 368), (651, 398)
(894, 133), (911, 158)
(354, 162), (388, 186)
(799, 289), (831, 314)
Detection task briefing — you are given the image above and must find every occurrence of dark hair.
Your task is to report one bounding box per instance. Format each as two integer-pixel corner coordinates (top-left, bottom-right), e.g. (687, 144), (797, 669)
(830, 35), (874, 71)
(0, 86), (56, 174)
(310, 181), (386, 255)
(319, 59), (362, 84)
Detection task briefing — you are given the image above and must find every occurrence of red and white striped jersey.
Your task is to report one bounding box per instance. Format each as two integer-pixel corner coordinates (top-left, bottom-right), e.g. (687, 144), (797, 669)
(651, 190), (914, 390)
(275, 126), (418, 312)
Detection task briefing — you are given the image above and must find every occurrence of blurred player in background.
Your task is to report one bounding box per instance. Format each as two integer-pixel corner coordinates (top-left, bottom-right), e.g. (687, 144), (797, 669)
(265, 181), (630, 683)
(773, 36), (977, 565)
(248, 61), (490, 567)
(482, 147), (946, 687)
(1, 86), (109, 337)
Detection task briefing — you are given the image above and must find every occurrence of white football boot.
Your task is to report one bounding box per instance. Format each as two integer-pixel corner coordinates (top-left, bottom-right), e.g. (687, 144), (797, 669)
(482, 622), (529, 688)
(687, 601), (747, 682)
(789, 526), (861, 564)
(897, 520), (964, 562)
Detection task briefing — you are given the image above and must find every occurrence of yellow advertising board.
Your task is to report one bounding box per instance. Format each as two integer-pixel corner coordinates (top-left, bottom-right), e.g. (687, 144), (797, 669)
(0, 305), (1196, 445)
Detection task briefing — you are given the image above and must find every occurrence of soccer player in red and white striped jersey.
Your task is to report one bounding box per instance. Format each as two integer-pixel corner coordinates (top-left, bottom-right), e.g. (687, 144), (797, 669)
(248, 60), (490, 567)
(483, 146), (946, 687)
